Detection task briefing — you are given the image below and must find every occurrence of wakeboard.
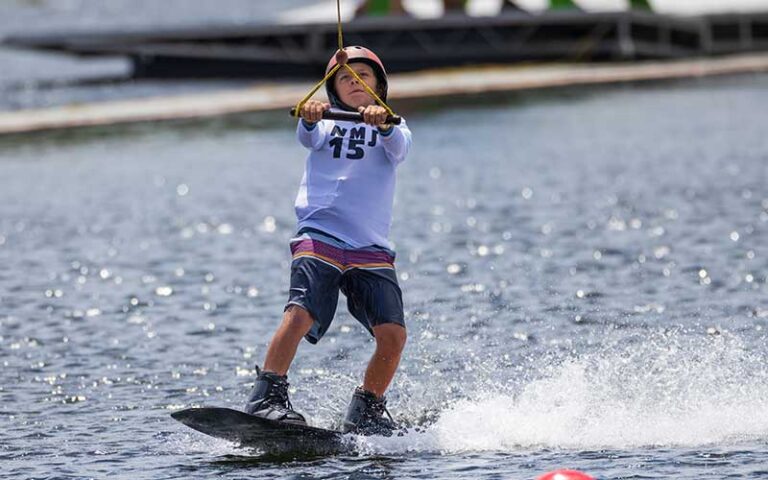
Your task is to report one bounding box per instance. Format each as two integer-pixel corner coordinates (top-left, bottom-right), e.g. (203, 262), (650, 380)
(171, 407), (349, 455)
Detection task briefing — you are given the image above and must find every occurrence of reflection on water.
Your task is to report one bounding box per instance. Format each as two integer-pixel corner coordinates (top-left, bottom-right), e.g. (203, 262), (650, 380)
(1, 75), (768, 479)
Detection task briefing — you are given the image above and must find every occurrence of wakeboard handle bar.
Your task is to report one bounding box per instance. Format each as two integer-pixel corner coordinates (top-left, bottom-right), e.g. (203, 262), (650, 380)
(290, 108), (402, 125)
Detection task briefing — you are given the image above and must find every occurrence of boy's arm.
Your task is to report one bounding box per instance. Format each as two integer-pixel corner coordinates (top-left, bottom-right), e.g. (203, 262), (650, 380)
(297, 119), (328, 151)
(379, 120), (412, 165)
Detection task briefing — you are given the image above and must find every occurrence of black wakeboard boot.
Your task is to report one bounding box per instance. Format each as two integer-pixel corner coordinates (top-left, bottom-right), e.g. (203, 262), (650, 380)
(244, 367), (307, 425)
(342, 387), (396, 436)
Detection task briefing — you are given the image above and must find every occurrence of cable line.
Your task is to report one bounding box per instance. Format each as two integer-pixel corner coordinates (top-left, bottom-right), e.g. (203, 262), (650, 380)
(293, 0), (397, 120)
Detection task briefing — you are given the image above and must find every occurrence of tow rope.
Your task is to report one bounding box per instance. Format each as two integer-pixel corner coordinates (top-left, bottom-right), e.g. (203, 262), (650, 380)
(292, 0), (397, 119)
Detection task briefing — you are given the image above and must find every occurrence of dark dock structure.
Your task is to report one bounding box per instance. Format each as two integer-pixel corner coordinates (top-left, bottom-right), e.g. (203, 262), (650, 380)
(3, 11), (768, 79)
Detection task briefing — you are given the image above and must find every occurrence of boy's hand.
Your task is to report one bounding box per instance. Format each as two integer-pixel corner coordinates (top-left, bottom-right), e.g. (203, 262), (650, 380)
(301, 100), (331, 124)
(358, 105), (391, 130)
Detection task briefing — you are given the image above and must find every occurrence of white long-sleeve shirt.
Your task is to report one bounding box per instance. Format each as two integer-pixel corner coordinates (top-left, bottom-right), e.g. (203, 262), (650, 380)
(294, 114), (412, 250)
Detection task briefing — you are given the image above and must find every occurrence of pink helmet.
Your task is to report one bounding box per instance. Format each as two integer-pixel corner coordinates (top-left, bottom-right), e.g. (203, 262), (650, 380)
(325, 46), (389, 110)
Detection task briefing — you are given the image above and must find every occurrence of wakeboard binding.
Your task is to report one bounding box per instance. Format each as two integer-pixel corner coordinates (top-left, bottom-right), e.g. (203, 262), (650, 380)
(244, 367), (307, 426)
(342, 387), (396, 437)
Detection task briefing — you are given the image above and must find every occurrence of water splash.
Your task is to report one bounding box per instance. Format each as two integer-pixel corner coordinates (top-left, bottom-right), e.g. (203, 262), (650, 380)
(361, 330), (768, 454)
(161, 432), (244, 457)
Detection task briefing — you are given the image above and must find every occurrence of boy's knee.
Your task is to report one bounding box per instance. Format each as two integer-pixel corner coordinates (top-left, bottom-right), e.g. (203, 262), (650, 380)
(284, 305), (314, 331)
(373, 323), (407, 351)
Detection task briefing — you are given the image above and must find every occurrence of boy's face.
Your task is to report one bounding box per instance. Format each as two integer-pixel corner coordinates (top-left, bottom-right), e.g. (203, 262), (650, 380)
(334, 63), (379, 109)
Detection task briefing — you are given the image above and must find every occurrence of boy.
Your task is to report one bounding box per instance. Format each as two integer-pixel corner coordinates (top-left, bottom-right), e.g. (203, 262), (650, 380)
(244, 46), (412, 436)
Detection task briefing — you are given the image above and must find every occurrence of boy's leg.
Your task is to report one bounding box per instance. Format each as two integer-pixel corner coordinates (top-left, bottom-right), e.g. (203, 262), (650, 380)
(262, 305), (314, 376)
(245, 231), (342, 420)
(340, 266), (406, 435)
(342, 319), (406, 435)
(262, 236), (343, 375)
(363, 323), (407, 398)
(341, 267), (406, 398)
(243, 304), (314, 422)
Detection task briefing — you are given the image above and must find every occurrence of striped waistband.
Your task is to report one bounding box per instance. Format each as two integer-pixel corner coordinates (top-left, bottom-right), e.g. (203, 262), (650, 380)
(290, 237), (395, 272)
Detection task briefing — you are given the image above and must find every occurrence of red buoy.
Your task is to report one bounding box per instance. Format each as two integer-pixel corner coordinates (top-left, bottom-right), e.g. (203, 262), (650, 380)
(537, 470), (595, 480)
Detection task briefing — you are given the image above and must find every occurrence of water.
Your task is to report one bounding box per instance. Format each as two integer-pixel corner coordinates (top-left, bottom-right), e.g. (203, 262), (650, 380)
(2, 73), (768, 478)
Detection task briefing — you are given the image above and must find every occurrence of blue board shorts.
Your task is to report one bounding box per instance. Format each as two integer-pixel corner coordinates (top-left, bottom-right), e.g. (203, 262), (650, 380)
(286, 228), (405, 344)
